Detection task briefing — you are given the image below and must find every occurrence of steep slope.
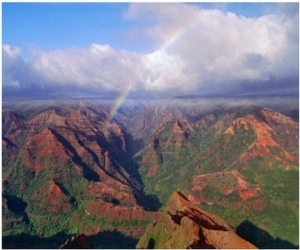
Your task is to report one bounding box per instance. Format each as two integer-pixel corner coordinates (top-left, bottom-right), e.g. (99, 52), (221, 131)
(125, 103), (186, 144)
(2, 97), (298, 248)
(137, 191), (257, 249)
(189, 170), (267, 212)
(137, 118), (197, 202)
(137, 105), (298, 245)
(2, 101), (160, 248)
(2, 109), (25, 135)
(2, 109), (25, 172)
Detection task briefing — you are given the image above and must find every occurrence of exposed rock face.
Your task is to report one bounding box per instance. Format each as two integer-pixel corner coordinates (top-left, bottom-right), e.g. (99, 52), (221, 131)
(139, 105), (298, 218)
(2, 109), (25, 135)
(2, 104), (138, 188)
(189, 170), (267, 212)
(3, 99), (298, 248)
(137, 192), (257, 249)
(142, 136), (163, 169)
(167, 120), (187, 148)
(2, 102), (160, 243)
(230, 112), (299, 164)
(141, 119), (193, 177)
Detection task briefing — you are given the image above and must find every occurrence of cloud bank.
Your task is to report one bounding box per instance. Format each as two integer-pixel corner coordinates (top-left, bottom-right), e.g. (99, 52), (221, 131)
(3, 3), (299, 99)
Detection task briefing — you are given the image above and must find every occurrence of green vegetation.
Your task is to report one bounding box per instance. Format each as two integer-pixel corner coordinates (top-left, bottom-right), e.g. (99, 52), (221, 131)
(2, 161), (154, 248)
(138, 109), (298, 246)
(139, 115), (257, 205)
(3, 101), (299, 248)
(197, 158), (299, 246)
(137, 215), (172, 249)
(3, 164), (34, 196)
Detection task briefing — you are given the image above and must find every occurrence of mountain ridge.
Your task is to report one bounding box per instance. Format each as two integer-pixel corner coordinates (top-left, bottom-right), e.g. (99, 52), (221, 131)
(2, 97), (298, 248)
(137, 191), (257, 249)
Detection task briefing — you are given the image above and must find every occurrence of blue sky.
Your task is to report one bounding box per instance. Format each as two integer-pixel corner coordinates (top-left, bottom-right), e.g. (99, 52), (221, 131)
(2, 3), (299, 99)
(3, 3), (279, 54)
(3, 3), (133, 54)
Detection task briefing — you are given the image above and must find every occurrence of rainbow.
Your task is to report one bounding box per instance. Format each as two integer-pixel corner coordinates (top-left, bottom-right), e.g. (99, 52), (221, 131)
(104, 83), (133, 127)
(104, 11), (203, 128)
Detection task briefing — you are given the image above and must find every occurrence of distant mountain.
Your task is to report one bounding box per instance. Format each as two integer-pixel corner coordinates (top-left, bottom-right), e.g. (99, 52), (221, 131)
(2, 97), (299, 248)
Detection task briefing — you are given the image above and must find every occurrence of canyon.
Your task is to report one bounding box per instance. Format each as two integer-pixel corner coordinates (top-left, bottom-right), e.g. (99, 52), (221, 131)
(2, 96), (299, 248)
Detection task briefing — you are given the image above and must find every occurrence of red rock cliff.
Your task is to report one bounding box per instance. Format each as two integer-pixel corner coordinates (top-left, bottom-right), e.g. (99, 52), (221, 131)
(137, 191), (257, 249)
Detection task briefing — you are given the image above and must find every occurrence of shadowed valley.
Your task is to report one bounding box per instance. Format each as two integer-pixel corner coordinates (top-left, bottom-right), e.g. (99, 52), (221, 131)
(2, 97), (298, 248)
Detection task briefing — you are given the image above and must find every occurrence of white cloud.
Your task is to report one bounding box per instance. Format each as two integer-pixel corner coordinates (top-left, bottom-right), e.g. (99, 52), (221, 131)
(29, 44), (143, 90)
(140, 50), (195, 92)
(2, 3), (299, 98)
(3, 44), (21, 59)
(3, 44), (144, 96)
(127, 3), (298, 86)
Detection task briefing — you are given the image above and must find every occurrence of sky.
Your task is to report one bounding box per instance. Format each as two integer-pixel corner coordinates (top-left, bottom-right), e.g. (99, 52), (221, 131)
(2, 2), (299, 99)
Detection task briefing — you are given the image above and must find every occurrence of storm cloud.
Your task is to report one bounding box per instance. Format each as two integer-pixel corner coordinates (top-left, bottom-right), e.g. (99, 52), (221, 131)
(2, 3), (299, 99)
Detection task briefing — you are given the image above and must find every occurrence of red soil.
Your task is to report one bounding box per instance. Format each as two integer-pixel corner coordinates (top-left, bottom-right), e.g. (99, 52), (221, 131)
(147, 166), (158, 177)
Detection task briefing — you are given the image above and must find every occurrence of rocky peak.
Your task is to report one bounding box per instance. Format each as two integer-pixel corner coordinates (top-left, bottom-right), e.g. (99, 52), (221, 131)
(29, 109), (66, 127)
(166, 192), (233, 231)
(137, 191), (257, 249)
(167, 120), (189, 148)
(2, 109), (25, 135)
